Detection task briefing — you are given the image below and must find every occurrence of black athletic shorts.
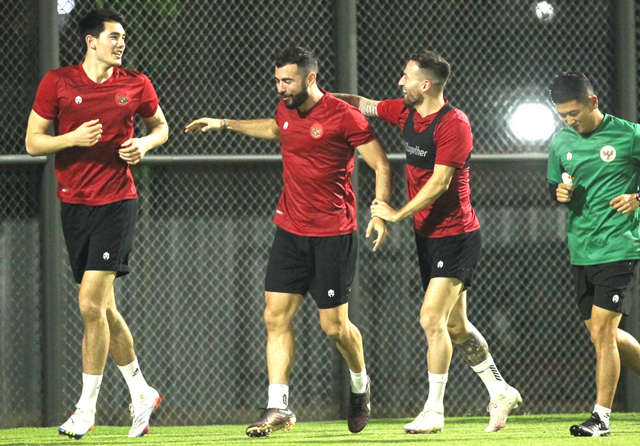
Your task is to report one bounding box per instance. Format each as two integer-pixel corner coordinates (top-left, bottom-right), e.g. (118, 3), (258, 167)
(264, 227), (357, 309)
(414, 229), (482, 291)
(60, 199), (138, 284)
(572, 260), (639, 320)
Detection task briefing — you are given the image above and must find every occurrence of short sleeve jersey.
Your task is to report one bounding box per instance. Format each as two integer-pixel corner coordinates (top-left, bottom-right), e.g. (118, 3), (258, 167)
(32, 65), (159, 205)
(377, 98), (480, 238)
(273, 91), (376, 236)
(547, 114), (640, 265)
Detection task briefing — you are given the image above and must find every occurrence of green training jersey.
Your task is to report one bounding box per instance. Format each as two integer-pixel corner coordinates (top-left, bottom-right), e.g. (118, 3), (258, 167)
(547, 114), (640, 265)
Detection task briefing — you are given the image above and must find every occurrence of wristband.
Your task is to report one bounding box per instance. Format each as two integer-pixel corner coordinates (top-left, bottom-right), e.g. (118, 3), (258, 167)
(223, 118), (228, 129)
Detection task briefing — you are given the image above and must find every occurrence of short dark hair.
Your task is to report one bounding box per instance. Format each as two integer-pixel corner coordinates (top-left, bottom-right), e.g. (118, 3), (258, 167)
(78, 9), (125, 43)
(409, 50), (451, 91)
(275, 47), (319, 76)
(549, 72), (594, 104)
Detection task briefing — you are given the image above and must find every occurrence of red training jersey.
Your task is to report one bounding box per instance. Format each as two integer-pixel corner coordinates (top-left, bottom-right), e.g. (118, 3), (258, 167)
(32, 65), (159, 205)
(274, 91), (376, 236)
(377, 98), (480, 238)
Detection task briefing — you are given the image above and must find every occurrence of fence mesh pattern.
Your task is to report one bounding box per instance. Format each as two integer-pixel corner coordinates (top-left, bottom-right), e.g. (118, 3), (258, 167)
(0, 166), (43, 429)
(1, 0), (633, 430)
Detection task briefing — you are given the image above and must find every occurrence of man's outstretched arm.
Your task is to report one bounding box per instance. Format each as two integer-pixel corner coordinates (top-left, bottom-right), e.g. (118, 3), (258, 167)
(185, 117), (280, 141)
(333, 94), (381, 118)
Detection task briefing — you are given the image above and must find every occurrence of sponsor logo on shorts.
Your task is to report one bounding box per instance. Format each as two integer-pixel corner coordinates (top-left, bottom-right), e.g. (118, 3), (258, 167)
(328, 289), (335, 298)
(103, 252), (110, 260)
(75, 96), (82, 104)
(276, 209), (283, 215)
(600, 145), (616, 162)
(566, 152), (572, 161)
(612, 294), (620, 303)
(437, 261), (444, 268)
(283, 121), (289, 130)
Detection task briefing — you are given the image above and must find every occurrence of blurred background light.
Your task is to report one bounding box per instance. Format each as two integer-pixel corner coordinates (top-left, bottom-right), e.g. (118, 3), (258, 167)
(508, 102), (557, 142)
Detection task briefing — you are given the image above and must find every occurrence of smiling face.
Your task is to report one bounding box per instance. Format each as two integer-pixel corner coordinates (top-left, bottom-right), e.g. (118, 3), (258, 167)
(398, 60), (428, 108)
(554, 96), (600, 134)
(274, 63), (311, 110)
(89, 21), (126, 67)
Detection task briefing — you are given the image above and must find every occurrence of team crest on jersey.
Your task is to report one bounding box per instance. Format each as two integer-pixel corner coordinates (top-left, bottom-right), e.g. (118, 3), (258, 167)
(310, 123), (324, 139)
(115, 92), (129, 106)
(600, 145), (616, 162)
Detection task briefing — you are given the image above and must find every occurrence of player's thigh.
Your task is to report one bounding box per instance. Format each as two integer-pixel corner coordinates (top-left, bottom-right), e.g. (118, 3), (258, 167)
(421, 277), (465, 323)
(86, 199), (138, 279)
(61, 202), (93, 284)
(309, 232), (357, 310)
(590, 260), (638, 317)
(264, 291), (304, 326)
(415, 230), (481, 293)
(447, 290), (470, 332)
(265, 227), (310, 297)
(78, 270), (117, 314)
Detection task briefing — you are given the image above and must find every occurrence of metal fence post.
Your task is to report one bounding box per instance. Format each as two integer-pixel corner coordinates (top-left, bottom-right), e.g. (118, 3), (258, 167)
(38, 0), (64, 428)
(613, 0), (640, 414)
(335, 0), (359, 419)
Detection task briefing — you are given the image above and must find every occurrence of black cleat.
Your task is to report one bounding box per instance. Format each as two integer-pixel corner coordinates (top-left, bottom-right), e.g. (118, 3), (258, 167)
(570, 412), (610, 437)
(246, 408), (296, 437)
(348, 378), (371, 433)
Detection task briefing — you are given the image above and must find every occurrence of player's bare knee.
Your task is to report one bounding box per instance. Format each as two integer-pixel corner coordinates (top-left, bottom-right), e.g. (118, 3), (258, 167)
(420, 312), (447, 338)
(321, 320), (347, 341)
(263, 307), (292, 333)
(78, 298), (106, 323)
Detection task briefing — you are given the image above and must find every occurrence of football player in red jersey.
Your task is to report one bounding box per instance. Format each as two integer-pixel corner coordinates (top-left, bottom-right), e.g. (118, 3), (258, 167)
(187, 47), (391, 437)
(26, 9), (168, 439)
(336, 50), (521, 434)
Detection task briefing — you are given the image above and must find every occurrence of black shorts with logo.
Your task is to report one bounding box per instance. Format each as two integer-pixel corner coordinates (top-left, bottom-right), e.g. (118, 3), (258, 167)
(414, 229), (482, 291)
(60, 199), (138, 284)
(572, 260), (639, 320)
(264, 227), (357, 309)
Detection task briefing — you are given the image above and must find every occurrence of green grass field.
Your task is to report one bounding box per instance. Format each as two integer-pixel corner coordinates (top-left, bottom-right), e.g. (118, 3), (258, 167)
(1, 414), (639, 446)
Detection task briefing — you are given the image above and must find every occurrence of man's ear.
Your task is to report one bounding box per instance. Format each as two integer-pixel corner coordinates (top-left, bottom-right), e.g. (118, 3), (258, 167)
(306, 71), (316, 88)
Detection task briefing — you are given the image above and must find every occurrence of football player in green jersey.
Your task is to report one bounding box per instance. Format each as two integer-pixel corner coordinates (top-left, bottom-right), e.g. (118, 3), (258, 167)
(548, 72), (640, 437)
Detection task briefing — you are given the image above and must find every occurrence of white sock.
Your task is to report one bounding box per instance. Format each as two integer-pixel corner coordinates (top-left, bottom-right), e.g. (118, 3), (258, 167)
(350, 367), (368, 394)
(118, 358), (150, 406)
(593, 405), (611, 427)
(471, 355), (508, 400)
(267, 384), (289, 409)
(76, 373), (102, 414)
(424, 372), (448, 413)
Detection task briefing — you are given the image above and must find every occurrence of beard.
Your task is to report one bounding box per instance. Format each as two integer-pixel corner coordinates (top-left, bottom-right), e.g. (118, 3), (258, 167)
(402, 90), (424, 108)
(282, 89), (310, 109)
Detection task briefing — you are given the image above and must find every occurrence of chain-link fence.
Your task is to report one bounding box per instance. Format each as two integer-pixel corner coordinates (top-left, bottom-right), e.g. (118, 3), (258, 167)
(1, 0), (635, 430)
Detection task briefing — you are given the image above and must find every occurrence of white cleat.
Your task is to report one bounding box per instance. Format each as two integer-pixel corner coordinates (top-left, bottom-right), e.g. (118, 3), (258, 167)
(485, 385), (522, 432)
(58, 408), (95, 439)
(128, 387), (162, 437)
(404, 409), (444, 434)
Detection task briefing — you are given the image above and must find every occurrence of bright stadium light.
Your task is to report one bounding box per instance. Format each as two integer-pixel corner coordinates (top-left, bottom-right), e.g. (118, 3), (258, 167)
(508, 102), (556, 142)
(57, 0), (75, 15)
(535, 1), (555, 22)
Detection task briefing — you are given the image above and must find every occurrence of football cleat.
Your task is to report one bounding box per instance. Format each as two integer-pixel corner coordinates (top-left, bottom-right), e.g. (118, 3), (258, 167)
(570, 412), (610, 437)
(485, 385), (522, 432)
(404, 408), (444, 434)
(58, 408), (95, 440)
(128, 387), (162, 437)
(348, 377), (371, 433)
(246, 407), (297, 437)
